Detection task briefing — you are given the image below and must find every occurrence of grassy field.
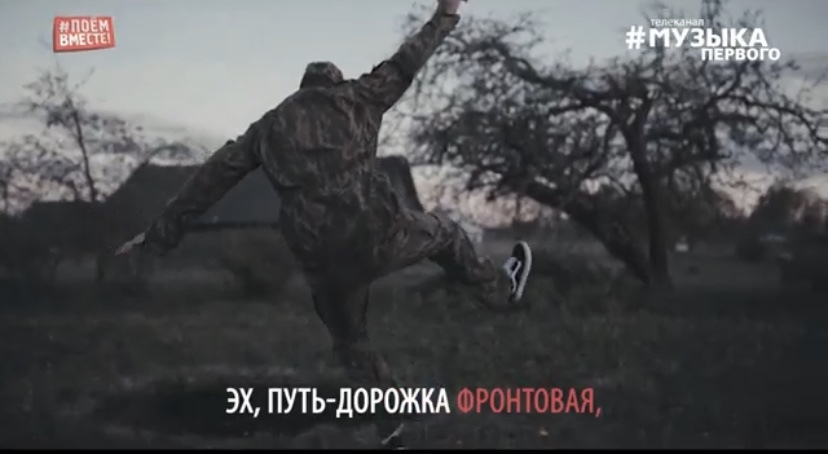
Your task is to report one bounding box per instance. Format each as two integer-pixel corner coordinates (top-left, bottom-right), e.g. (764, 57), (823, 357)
(1, 241), (826, 449)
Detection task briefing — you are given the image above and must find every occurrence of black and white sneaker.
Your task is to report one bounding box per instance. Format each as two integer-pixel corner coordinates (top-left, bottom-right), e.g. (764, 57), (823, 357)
(503, 241), (532, 302)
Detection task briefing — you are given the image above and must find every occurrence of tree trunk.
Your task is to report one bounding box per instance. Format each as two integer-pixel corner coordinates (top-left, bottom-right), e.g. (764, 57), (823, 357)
(524, 183), (654, 286)
(625, 120), (672, 290)
(70, 110), (99, 203)
(566, 200), (653, 285)
(639, 175), (671, 288)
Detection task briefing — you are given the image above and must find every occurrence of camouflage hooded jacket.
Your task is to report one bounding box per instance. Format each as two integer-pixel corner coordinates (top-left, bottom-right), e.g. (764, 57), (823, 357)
(141, 11), (460, 267)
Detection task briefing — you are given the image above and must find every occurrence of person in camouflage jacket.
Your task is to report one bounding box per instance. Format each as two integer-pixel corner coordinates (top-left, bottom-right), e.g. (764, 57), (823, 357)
(116, 0), (533, 448)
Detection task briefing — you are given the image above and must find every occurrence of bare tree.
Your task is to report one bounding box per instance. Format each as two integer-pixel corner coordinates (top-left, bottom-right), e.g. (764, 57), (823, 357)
(750, 184), (827, 233)
(736, 184), (826, 262)
(14, 65), (195, 203)
(403, 0), (827, 289)
(0, 145), (21, 214)
(5, 64), (200, 283)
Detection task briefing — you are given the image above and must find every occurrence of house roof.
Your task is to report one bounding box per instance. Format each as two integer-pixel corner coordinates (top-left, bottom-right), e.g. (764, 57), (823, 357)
(101, 155), (424, 233)
(18, 200), (103, 250)
(13, 155), (426, 255)
(103, 164), (280, 232)
(22, 200), (101, 224)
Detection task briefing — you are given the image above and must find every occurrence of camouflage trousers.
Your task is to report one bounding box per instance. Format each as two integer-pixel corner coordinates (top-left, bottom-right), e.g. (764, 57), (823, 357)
(302, 209), (511, 441)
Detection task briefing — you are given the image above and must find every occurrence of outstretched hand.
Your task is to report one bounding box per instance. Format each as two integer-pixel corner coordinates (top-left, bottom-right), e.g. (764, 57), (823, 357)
(115, 232), (146, 256)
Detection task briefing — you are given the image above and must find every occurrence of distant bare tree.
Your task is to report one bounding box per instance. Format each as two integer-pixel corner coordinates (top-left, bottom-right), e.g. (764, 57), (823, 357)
(736, 184), (826, 262)
(0, 149), (17, 280)
(402, 0), (827, 290)
(4, 64), (199, 284)
(750, 185), (827, 233)
(14, 65), (194, 203)
(0, 145), (20, 214)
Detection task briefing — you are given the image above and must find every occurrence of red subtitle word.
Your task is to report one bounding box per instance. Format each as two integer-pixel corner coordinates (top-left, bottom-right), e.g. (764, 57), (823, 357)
(455, 387), (601, 417)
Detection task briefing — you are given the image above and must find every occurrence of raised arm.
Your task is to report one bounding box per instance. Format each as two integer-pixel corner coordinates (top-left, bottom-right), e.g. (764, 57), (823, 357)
(355, 0), (465, 112)
(140, 126), (261, 255)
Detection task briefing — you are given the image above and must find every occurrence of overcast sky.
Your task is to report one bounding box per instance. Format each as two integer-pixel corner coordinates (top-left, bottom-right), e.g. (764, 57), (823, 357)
(2, 0), (826, 137)
(1, 0), (826, 216)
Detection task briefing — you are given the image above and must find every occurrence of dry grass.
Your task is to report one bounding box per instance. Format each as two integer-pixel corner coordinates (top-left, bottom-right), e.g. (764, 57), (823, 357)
(0, 241), (825, 449)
